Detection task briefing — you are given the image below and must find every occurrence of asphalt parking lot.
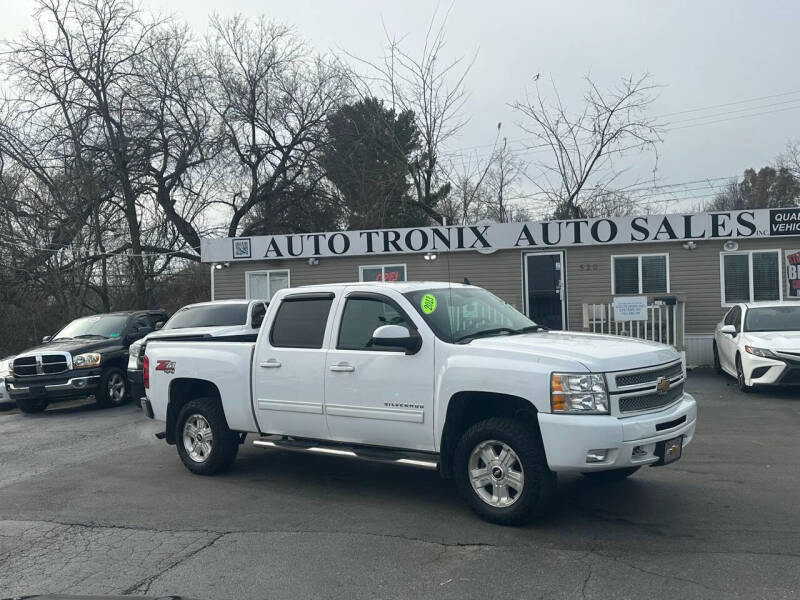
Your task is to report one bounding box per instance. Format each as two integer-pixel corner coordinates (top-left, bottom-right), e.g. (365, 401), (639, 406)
(0, 368), (798, 600)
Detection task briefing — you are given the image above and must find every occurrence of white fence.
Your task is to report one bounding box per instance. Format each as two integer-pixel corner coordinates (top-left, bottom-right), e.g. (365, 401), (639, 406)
(582, 301), (682, 348)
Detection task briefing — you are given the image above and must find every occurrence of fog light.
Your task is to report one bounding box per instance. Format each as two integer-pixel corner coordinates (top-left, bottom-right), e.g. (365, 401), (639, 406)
(586, 449), (609, 463)
(632, 445), (647, 458)
(75, 380), (86, 388)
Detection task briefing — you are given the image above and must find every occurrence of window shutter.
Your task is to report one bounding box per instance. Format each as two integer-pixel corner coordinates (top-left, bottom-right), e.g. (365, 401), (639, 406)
(752, 252), (779, 301)
(614, 257), (639, 294)
(641, 255), (668, 293)
(724, 254), (750, 303)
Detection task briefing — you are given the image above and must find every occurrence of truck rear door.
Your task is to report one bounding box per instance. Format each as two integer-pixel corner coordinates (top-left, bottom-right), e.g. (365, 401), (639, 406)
(252, 292), (337, 438)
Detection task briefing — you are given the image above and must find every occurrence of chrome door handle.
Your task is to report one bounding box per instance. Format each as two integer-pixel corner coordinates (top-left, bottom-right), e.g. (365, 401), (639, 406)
(329, 362), (355, 372)
(260, 359), (282, 368)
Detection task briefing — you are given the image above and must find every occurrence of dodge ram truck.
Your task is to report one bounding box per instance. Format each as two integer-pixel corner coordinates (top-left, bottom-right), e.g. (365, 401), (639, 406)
(143, 282), (697, 525)
(8, 310), (168, 413)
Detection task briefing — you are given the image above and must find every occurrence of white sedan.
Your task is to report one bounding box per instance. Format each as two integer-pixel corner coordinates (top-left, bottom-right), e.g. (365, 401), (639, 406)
(713, 302), (800, 392)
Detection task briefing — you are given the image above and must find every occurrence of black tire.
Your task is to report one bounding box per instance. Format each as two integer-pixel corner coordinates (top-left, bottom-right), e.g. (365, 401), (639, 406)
(95, 367), (129, 407)
(582, 466), (640, 483)
(175, 398), (239, 475)
(16, 397), (48, 414)
(735, 355), (752, 393)
(453, 417), (556, 526)
(712, 342), (723, 375)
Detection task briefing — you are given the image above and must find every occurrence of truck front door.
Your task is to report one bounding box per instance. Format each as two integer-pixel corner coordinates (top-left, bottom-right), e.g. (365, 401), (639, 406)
(253, 293), (336, 439)
(324, 291), (435, 451)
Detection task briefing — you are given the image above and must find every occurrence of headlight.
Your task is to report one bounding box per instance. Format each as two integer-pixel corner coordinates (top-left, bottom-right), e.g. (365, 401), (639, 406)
(72, 352), (101, 369)
(744, 346), (778, 359)
(551, 373), (609, 414)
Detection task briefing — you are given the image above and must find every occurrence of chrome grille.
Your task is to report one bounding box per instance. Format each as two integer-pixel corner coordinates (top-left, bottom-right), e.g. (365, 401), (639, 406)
(619, 383), (684, 413)
(615, 362), (683, 388)
(12, 353), (71, 376)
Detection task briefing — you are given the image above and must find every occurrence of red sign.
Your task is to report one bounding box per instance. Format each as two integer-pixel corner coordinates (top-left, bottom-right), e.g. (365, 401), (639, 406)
(786, 250), (800, 297)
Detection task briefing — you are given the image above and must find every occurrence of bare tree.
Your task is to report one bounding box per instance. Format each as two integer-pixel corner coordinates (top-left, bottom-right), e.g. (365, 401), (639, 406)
(512, 74), (662, 219)
(204, 15), (349, 237)
(343, 5), (474, 223)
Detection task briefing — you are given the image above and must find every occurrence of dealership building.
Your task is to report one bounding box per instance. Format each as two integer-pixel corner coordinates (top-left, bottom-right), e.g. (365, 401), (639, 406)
(201, 207), (800, 366)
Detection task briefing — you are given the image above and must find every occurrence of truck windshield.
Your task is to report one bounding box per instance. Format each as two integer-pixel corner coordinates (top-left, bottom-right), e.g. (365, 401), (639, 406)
(54, 315), (129, 340)
(164, 304), (249, 329)
(744, 306), (800, 332)
(404, 287), (543, 343)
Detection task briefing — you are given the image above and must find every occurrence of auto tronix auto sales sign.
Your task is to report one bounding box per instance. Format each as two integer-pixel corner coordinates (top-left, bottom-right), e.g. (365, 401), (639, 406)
(201, 208), (800, 262)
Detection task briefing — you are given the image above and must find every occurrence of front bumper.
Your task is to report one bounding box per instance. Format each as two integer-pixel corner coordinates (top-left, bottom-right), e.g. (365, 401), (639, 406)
(741, 353), (800, 386)
(6, 371), (101, 402)
(538, 393), (697, 472)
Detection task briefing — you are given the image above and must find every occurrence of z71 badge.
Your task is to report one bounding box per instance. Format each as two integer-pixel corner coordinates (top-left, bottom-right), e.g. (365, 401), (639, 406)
(155, 360), (176, 374)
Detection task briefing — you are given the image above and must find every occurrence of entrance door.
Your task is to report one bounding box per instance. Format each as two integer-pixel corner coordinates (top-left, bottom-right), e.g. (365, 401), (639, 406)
(524, 252), (566, 330)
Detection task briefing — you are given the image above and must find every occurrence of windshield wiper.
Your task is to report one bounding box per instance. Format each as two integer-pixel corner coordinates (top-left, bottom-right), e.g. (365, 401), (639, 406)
(73, 334), (107, 339)
(454, 327), (518, 343)
(511, 325), (548, 334)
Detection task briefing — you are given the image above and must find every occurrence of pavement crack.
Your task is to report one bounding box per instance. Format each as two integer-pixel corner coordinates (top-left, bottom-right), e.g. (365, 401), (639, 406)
(122, 532), (224, 595)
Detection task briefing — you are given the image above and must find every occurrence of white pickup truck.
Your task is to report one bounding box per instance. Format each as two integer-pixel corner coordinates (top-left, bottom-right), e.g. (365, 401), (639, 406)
(143, 282), (697, 524)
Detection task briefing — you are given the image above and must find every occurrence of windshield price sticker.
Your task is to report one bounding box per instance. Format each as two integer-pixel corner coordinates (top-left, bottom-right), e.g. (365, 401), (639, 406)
(421, 294), (437, 314)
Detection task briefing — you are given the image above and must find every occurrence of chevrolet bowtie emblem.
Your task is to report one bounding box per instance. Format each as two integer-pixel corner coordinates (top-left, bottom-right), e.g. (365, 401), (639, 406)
(656, 377), (670, 393)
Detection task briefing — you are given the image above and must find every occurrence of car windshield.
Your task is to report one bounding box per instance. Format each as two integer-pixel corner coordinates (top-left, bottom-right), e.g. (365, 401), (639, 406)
(404, 287), (543, 343)
(164, 303), (249, 329)
(54, 315), (129, 340)
(744, 306), (800, 332)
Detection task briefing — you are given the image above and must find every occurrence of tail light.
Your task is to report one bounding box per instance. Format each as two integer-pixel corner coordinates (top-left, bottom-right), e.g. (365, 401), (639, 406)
(142, 354), (149, 389)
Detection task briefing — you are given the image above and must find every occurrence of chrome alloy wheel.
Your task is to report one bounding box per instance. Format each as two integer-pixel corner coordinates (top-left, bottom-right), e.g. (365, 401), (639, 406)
(183, 414), (213, 463)
(107, 372), (126, 404)
(468, 440), (525, 507)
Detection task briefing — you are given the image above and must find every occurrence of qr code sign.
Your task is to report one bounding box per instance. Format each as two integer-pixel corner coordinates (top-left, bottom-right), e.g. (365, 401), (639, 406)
(232, 238), (251, 259)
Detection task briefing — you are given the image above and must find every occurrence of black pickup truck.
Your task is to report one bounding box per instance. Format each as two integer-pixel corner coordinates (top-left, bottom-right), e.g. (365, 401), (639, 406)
(6, 310), (168, 413)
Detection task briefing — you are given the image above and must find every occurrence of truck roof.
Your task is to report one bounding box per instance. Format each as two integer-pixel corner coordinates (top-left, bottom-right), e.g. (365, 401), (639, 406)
(178, 299), (263, 309)
(295, 281), (476, 293)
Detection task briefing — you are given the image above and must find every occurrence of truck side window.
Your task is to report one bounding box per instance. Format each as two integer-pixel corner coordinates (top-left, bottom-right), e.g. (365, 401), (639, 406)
(337, 297), (413, 351)
(270, 297), (333, 349)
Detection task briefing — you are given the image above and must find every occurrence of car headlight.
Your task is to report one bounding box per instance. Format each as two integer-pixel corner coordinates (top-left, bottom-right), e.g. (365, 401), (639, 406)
(72, 352), (101, 369)
(551, 373), (609, 414)
(744, 346), (778, 359)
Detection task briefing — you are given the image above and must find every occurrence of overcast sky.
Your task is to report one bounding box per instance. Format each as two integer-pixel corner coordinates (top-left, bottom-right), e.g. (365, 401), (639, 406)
(4, 0), (800, 213)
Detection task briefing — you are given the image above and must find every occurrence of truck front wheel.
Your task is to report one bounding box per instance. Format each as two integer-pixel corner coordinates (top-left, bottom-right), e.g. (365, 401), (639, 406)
(175, 398), (239, 475)
(453, 417), (556, 525)
(95, 367), (129, 407)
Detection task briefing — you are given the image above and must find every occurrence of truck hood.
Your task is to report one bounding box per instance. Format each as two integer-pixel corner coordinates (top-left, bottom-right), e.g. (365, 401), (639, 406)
(16, 337), (123, 357)
(468, 331), (679, 372)
(742, 330), (800, 351)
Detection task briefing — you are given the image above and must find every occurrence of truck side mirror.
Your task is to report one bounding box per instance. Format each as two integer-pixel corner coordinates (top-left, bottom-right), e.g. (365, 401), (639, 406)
(370, 325), (421, 353)
(42, 335), (52, 344)
(720, 324), (736, 335)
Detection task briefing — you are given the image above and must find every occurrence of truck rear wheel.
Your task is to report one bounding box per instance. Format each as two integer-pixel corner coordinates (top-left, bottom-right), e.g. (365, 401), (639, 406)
(16, 397), (48, 414)
(176, 398), (239, 475)
(95, 367), (129, 407)
(453, 417), (556, 525)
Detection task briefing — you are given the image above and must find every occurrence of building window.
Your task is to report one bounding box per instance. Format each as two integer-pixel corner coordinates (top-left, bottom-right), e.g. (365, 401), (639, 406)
(611, 254), (669, 295)
(359, 264), (407, 282)
(721, 250), (781, 305)
(246, 270), (290, 300)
